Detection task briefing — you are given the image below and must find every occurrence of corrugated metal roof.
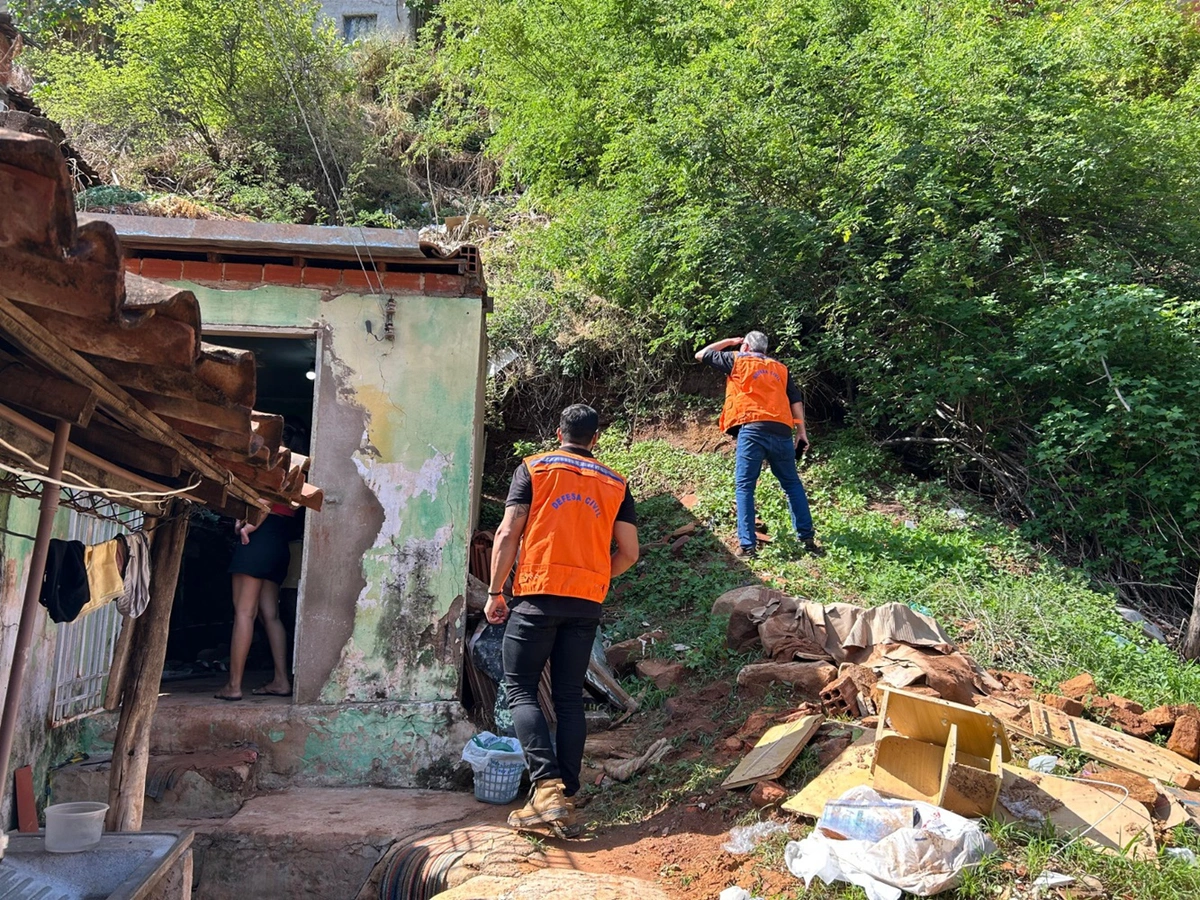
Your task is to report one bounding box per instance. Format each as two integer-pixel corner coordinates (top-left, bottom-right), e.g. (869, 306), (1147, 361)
(83, 212), (429, 262)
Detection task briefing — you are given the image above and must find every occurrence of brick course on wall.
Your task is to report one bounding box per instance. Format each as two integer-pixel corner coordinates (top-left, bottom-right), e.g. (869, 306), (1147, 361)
(125, 257), (476, 297)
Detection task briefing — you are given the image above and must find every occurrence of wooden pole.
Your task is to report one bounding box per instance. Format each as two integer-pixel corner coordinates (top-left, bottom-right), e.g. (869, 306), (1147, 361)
(106, 500), (190, 832)
(1183, 571), (1200, 660)
(0, 419), (70, 808)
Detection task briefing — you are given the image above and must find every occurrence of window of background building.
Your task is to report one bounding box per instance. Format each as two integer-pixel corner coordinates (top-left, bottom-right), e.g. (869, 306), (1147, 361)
(343, 14), (378, 41)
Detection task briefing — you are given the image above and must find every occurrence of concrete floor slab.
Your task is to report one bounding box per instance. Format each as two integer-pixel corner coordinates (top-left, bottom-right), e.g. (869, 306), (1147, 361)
(161, 788), (511, 900)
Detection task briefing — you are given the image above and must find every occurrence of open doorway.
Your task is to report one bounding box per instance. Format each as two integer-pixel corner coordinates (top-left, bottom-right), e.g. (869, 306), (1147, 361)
(160, 334), (316, 703)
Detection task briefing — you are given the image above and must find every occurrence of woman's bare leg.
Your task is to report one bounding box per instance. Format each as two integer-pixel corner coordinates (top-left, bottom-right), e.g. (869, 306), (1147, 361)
(254, 581), (291, 695)
(216, 573), (262, 700)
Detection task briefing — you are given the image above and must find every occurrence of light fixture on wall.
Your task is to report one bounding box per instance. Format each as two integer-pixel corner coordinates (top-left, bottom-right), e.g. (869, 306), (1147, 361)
(305, 370), (316, 381)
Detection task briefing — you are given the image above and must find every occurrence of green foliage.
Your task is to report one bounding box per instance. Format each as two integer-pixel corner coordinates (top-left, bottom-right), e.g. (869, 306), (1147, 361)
(442, 0), (1200, 583)
(597, 428), (1200, 708)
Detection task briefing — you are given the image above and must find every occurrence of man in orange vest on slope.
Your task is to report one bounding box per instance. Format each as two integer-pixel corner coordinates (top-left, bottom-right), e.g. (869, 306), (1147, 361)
(485, 404), (640, 834)
(696, 331), (824, 559)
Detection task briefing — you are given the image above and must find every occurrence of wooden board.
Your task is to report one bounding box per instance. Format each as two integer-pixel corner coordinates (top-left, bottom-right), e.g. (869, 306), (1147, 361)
(997, 764), (1156, 861)
(14, 765), (37, 833)
(781, 730), (875, 818)
(1029, 701), (1200, 788)
(723, 714), (823, 790)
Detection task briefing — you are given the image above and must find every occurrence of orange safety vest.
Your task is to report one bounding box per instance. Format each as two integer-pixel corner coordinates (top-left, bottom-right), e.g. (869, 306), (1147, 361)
(718, 353), (796, 434)
(513, 450), (628, 604)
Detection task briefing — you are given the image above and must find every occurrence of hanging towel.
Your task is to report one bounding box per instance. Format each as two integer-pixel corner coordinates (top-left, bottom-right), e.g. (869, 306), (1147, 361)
(117, 530), (152, 618)
(38, 540), (90, 624)
(77, 539), (125, 618)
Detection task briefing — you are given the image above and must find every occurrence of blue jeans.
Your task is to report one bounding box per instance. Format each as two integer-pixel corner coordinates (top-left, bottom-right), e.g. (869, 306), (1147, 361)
(735, 426), (815, 549)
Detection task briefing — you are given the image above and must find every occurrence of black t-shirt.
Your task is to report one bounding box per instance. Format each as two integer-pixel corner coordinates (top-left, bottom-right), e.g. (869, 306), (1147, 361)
(504, 447), (637, 618)
(701, 350), (803, 437)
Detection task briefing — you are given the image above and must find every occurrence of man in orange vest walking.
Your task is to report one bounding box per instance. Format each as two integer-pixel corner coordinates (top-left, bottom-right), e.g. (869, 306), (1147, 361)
(696, 331), (824, 559)
(486, 404), (640, 834)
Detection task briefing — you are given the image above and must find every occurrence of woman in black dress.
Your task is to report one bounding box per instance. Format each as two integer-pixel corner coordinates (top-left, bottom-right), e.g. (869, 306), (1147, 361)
(214, 502), (297, 701)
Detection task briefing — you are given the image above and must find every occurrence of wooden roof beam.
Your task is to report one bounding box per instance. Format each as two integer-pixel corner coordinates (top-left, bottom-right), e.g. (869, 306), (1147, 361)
(0, 295), (267, 520)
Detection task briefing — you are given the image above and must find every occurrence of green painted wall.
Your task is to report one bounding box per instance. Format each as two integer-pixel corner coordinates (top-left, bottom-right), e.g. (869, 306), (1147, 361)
(178, 282), (484, 705)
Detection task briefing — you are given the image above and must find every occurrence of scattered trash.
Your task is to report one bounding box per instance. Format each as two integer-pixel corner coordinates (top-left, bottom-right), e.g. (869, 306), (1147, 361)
(718, 888), (763, 900)
(721, 820), (789, 855)
(818, 797), (918, 843)
(1031, 871), (1074, 889)
(873, 688), (1009, 818)
(947, 508), (968, 521)
(723, 714), (823, 790)
(1166, 847), (1197, 865)
(1116, 607), (1168, 644)
(1028, 755), (1059, 774)
(602, 737), (671, 782)
(784, 786), (994, 900)
(672, 643), (690, 652)
(903, 519), (917, 529)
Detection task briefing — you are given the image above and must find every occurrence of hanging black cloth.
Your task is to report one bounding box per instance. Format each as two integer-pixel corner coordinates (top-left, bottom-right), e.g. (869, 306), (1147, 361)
(38, 539), (90, 624)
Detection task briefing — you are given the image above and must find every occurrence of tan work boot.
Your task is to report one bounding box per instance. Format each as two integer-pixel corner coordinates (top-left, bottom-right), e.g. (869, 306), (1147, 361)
(507, 778), (569, 831)
(554, 801), (583, 844)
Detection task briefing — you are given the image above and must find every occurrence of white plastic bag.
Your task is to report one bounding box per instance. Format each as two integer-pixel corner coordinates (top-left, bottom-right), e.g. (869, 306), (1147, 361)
(784, 787), (994, 900)
(721, 820), (789, 855)
(461, 731), (525, 774)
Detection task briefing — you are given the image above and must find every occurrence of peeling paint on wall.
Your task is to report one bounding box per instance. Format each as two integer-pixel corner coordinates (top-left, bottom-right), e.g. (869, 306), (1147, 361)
(190, 286), (483, 705)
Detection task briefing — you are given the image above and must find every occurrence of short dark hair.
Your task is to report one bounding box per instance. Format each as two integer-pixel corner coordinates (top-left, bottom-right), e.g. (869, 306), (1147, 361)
(560, 404), (599, 443)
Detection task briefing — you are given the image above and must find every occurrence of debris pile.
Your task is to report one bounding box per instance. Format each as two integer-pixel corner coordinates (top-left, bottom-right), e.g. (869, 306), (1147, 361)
(706, 588), (1200, 894)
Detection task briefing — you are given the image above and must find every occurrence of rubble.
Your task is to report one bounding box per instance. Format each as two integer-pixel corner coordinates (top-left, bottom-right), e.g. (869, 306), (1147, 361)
(1058, 672), (1098, 700)
(736, 661), (837, 699)
(634, 659), (685, 691)
(605, 630), (667, 675)
(750, 781), (788, 807)
(1040, 694), (1085, 717)
(1167, 716), (1200, 762)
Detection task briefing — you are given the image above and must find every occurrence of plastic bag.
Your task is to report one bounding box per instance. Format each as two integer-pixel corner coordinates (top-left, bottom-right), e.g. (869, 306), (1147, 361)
(784, 787), (994, 900)
(721, 821), (789, 855)
(718, 888), (762, 900)
(461, 731), (525, 774)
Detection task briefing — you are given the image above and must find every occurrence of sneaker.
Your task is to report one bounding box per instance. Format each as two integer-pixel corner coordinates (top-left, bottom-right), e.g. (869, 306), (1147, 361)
(736, 545), (758, 560)
(802, 538), (827, 557)
(507, 778), (570, 831)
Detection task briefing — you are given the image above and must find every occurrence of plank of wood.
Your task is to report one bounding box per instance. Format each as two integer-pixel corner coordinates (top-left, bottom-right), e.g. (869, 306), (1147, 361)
(1029, 700), (1200, 788)
(70, 417), (182, 479)
(106, 505), (190, 832)
(723, 714), (824, 790)
(127, 388), (252, 434)
(14, 765), (38, 832)
(781, 730), (876, 818)
(996, 764), (1156, 860)
(0, 360), (97, 426)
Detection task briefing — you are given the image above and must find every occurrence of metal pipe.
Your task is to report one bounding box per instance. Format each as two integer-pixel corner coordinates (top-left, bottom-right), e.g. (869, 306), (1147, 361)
(0, 418), (71, 809)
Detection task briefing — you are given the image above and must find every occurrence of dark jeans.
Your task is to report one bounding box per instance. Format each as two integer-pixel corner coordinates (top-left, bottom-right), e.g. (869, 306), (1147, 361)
(735, 426), (815, 549)
(502, 609), (598, 797)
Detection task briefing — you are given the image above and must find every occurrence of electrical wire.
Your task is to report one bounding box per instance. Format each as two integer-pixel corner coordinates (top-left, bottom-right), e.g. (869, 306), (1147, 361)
(253, 0), (387, 301)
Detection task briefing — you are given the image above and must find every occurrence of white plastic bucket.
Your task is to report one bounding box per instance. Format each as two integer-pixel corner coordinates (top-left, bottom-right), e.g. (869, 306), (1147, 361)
(44, 801), (108, 853)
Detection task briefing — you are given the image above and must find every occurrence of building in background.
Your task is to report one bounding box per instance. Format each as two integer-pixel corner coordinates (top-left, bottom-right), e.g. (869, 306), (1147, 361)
(319, 0), (425, 41)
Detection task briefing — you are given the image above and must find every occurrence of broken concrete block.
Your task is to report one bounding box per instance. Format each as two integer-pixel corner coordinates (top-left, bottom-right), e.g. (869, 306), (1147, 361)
(606, 631), (667, 675)
(1167, 716), (1200, 762)
(1101, 707), (1158, 740)
(820, 673), (860, 718)
(712, 584), (775, 620)
(750, 781), (788, 807)
(1106, 695), (1144, 716)
(1058, 673), (1098, 700)
(1041, 694), (1085, 717)
(839, 663), (880, 714)
(1081, 766), (1159, 811)
(1144, 705), (1177, 729)
(635, 659), (685, 691)
(736, 661), (838, 700)
(991, 670), (1036, 697)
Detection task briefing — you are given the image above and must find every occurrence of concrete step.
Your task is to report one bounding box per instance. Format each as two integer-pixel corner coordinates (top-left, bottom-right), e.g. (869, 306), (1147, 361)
(50, 748), (259, 820)
(162, 788), (512, 900)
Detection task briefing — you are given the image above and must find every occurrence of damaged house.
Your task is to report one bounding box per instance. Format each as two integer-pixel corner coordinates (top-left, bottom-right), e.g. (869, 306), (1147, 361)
(0, 123), (491, 841)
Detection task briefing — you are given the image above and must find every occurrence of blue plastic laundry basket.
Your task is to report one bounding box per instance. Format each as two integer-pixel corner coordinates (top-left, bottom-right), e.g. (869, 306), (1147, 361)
(474, 757), (525, 805)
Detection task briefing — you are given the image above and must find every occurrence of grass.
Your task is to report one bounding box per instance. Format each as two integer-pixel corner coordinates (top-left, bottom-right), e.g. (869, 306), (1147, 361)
(596, 426), (1200, 709)
(488, 422), (1200, 897)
